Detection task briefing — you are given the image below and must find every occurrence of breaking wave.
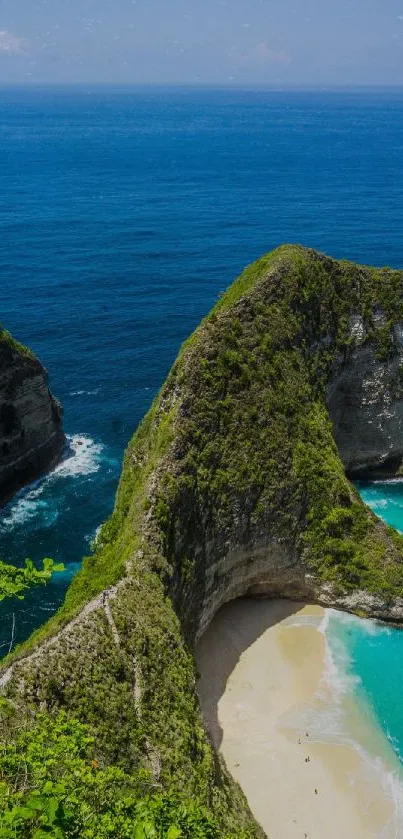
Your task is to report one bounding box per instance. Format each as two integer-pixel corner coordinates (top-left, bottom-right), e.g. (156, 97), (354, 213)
(0, 435), (104, 531)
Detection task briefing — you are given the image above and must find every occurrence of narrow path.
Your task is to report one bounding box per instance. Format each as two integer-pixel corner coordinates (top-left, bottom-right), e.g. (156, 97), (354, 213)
(104, 596), (121, 648)
(0, 579), (128, 691)
(0, 559), (162, 781)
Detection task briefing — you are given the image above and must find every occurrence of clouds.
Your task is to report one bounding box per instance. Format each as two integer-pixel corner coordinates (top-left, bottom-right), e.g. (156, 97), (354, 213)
(0, 0), (401, 85)
(242, 41), (292, 67)
(0, 30), (24, 54)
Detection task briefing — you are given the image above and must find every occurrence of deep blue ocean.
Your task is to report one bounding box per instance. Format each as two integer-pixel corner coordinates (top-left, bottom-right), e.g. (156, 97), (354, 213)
(2, 85), (403, 775)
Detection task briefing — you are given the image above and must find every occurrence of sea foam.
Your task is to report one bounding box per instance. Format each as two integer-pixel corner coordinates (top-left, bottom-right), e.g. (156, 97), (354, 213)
(52, 435), (104, 478)
(281, 608), (403, 838)
(0, 434), (104, 531)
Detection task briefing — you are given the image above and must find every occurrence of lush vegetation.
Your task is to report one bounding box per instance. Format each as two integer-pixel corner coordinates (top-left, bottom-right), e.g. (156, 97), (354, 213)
(3, 246), (403, 838)
(148, 245), (403, 602)
(0, 568), (247, 838)
(13, 247), (403, 651)
(0, 558), (63, 603)
(0, 710), (249, 839)
(0, 327), (34, 359)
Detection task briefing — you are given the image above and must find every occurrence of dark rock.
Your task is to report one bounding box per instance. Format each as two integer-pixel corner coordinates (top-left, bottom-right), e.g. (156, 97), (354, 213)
(328, 320), (403, 478)
(0, 328), (65, 505)
(5, 246), (403, 838)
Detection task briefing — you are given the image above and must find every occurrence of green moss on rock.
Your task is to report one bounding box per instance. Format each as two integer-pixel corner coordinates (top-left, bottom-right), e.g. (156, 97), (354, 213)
(0, 324), (35, 358)
(3, 245), (403, 837)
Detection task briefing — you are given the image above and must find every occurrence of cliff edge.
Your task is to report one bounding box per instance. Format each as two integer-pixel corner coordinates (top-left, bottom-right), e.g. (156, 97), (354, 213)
(0, 326), (65, 505)
(3, 246), (403, 836)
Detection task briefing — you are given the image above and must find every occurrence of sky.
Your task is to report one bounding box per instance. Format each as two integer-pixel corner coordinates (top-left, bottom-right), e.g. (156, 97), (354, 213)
(0, 0), (403, 86)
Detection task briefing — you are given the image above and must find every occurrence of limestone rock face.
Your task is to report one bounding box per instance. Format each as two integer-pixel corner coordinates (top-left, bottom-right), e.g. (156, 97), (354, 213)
(0, 331), (65, 505)
(4, 247), (403, 839)
(327, 320), (403, 477)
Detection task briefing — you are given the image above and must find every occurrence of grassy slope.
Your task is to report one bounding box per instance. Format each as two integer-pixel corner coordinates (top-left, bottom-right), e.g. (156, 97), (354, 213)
(3, 245), (403, 836)
(13, 244), (403, 653)
(0, 325), (35, 359)
(74, 245), (403, 604)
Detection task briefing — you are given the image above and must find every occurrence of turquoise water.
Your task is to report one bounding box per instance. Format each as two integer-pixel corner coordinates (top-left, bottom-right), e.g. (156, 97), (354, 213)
(1, 85), (403, 652)
(359, 481), (403, 535)
(327, 483), (403, 772)
(2, 87), (403, 789)
(328, 607), (403, 762)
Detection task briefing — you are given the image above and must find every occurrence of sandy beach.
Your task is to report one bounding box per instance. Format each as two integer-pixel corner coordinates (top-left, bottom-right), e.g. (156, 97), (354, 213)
(195, 599), (399, 839)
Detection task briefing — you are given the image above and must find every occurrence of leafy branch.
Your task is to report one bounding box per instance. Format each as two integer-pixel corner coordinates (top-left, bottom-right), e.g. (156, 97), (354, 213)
(0, 559), (64, 603)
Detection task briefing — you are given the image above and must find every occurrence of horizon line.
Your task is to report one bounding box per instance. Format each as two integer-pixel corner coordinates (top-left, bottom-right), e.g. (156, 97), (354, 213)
(1, 81), (403, 92)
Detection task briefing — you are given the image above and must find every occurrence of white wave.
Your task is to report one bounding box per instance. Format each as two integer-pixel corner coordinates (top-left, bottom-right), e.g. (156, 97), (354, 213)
(327, 607), (392, 638)
(366, 498), (388, 510)
(85, 523), (103, 547)
(0, 492), (59, 530)
(280, 608), (403, 838)
(52, 435), (103, 478)
(69, 389), (100, 396)
(379, 772), (403, 839)
(281, 610), (360, 742)
(0, 435), (104, 530)
(372, 478), (403, 485)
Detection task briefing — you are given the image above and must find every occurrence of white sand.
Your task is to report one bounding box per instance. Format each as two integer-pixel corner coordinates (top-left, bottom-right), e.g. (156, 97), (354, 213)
(195, 599), (397, 839)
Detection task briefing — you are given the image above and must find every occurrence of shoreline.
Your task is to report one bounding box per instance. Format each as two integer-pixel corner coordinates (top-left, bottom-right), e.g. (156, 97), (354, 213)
(195, 599), (402, 839)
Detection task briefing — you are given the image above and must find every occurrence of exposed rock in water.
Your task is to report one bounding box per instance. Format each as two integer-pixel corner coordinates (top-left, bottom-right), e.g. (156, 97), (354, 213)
(3, 246), (403, 837)
(0, 326), (65, 505)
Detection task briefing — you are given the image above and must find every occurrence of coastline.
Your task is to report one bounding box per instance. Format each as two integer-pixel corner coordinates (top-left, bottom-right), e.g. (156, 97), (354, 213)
(195, 599), (402, 839)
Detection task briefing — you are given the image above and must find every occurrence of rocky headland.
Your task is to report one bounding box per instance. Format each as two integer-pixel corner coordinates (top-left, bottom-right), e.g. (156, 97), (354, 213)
(0, 326), (65, 505)
(2, 245), (403, 836)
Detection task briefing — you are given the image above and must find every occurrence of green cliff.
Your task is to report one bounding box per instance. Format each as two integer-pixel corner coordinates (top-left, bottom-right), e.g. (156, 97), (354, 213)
(2, 245), (403, 837)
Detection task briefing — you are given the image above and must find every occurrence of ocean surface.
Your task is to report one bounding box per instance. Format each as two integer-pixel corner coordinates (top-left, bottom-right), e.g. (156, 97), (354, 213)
(2, 85), (403, 792)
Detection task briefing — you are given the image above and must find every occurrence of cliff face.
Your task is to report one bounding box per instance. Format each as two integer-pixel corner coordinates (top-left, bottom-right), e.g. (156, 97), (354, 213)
(0, 328), (65, 505)
(328, 321), (403, 477)
(141, 247), (403, 639)
(3, 246), (403, 837)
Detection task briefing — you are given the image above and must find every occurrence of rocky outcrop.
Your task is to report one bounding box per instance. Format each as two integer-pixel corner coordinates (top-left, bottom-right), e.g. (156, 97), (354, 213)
(3, 246), (403, 837)
(327, 318), (403, 477)
(0, 328), (65, 505)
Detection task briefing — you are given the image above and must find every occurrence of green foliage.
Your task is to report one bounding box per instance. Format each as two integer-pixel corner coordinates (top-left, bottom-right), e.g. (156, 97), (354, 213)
(374, 321), (395, 361)
(5, 245), (403, 839)
(0, 558), (64, 602)
(0, 325), (35, 358)
(0, 711), (243, 839)
(292, 405), (378, 589)
(18, 246), (403, 651)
